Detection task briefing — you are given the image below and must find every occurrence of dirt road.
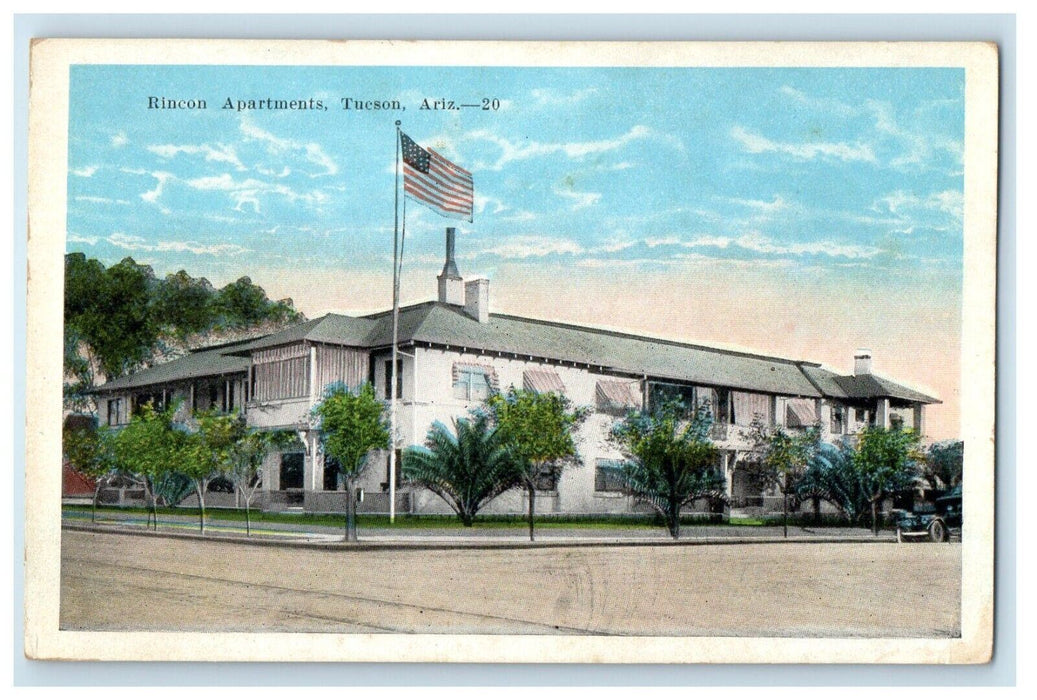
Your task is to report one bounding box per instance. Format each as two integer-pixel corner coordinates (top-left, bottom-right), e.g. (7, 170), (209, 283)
(60, 529), (961, 637)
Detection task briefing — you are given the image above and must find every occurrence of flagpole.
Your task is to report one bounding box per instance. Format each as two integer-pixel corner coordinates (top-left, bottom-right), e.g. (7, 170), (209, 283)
(389, 121), (402, 524)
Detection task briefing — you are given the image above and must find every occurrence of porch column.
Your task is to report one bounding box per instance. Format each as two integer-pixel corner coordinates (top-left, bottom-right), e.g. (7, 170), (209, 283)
(725, 452), (734, 499)
(913, 404), (926, 437)
(876, 398), (891, 429)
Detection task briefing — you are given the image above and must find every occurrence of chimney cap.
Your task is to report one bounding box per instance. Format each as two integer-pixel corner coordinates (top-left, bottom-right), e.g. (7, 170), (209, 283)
(854, 348), (872, 358)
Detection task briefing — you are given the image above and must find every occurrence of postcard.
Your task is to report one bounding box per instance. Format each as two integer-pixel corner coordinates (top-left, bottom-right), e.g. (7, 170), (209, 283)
(25, 39), (997, 663)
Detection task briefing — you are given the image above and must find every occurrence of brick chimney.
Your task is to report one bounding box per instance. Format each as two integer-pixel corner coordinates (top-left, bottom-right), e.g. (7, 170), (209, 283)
(854, 348), (873, 375)
(464, 278), (490, 323)
(437, 227), (464, 306)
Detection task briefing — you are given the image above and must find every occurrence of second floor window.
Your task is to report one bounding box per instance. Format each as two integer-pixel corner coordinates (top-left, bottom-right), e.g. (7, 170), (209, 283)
(453, 367), (492, 401)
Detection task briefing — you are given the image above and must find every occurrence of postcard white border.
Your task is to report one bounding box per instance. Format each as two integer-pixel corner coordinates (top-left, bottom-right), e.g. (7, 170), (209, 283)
(25, 38), (998, 664)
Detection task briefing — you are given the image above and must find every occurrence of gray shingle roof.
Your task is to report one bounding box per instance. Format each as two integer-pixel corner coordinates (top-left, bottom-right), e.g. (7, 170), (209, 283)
(96, 300), (939, 404)
(364, 303), (823, 397)
(96, 342), (251, 392)
(225, 314), (378, 354)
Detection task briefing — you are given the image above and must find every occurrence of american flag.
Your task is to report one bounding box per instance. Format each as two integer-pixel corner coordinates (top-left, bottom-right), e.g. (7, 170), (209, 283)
(400, 132), (474, 222)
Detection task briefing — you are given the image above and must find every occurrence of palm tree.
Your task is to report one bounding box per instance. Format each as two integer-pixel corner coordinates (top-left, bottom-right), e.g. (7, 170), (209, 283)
(797, 441), (870, 525)
(402, 412), (520, 527)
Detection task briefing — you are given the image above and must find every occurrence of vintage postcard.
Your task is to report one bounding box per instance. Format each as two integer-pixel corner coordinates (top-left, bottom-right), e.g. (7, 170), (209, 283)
(25, 39), (997, 663)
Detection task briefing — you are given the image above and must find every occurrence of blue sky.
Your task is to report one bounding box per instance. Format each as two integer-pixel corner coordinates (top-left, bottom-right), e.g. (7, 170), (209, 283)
(65, 64), (966, 436)
(67, 65), (964, 283)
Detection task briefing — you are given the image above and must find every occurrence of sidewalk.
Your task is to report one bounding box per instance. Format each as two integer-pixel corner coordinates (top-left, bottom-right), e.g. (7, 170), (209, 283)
(61, 508), (896, 548)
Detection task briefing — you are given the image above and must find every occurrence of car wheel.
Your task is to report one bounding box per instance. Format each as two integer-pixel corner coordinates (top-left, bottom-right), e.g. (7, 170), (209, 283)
(929, 519), (948, 543)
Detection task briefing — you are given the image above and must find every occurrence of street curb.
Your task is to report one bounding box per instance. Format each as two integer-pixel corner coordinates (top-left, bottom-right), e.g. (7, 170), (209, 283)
(62, 522), (899, 551)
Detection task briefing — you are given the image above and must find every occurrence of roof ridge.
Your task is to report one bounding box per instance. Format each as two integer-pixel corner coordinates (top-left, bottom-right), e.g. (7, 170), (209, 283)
(488, 309), (810, 366)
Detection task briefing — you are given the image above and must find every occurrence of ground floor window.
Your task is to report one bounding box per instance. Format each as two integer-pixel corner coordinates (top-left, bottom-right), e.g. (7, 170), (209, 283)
(323, 456), (342, 491)
(594, 459), (627, 493)
(280, 452), (304, 490)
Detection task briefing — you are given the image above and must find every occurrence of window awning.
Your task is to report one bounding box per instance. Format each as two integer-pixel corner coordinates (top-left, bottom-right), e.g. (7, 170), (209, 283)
(596, 380), (640, 409)
(523, 369), (565, 394)
(785, 398), (817, 427)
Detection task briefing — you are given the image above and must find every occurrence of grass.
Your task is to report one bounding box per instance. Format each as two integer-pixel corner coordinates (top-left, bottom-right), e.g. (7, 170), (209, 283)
(62, 504), (865, 530)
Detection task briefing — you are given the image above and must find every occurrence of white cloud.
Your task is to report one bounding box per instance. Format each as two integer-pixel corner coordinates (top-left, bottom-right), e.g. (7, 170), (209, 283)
(71, 165), (98, 177)
(475, 195), (509, 215)
(727, 195), (789, 214)
(66, 233), (98, 245)
(240, 119), (338, 176)
(183, 172), (326, 213)
(730, 126), (876, 163)
(465, 125), (656, 171)
(140, 171), (174, 206)
(147, 143), (247, 171)
(552, 185), (601, 211)
(110, 132), (128, 148)
(106, 232), (249, 256)
(866, 99), (964, 172)
(734, 232), (881, 259)
(477, 235), (585, 260)
(871, 189), (963, 223)
(779, 86), (857, 117)
(74, 195), (130, 205)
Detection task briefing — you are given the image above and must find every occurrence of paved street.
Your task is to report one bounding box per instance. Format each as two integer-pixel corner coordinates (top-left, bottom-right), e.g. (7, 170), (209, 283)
(60, 528), (961, 637)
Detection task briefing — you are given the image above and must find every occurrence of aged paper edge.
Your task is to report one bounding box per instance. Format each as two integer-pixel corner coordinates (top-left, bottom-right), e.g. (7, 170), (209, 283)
(24, 39), (999, 664)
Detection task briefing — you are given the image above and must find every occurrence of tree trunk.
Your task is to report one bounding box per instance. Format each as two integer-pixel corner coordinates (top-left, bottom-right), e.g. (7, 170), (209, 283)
(244, 498), (251, 536)
(344, 476), (358, 543)
(812, 496), (821, 526)
(196, 483), (206, 534)
(527, 482), (536, 542)
(871, 498), (880, 536)
(669, 493), (681, 540)
(782, 475), (789, 538)
(147, 478), (157, 530)
(92, 482), (101, 523)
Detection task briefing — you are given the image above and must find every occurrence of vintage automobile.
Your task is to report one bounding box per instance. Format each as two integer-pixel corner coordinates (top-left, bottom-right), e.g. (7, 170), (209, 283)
(894, 486), (962, 542)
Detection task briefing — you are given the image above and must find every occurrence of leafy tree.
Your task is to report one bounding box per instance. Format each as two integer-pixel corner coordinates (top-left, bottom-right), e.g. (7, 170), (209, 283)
(403, 411), (520, 527)
(153, 270), (217, 337)
(311, 383), (390, 542)
(62, 419), (117, 523)
(608, 400), (724, 539)
(110, 403), (186, 530)
(213, 276), (302, 328)
(224, 418), (297, 536)
(746, 421), (821, 537)
(181, 411), (241, 534)
(920, 440), (964, 493)
(62, 254), (305, 409)
(86, 257), (160, 378)
(853, 426), (924, 535)
(487, 388), (587, 542)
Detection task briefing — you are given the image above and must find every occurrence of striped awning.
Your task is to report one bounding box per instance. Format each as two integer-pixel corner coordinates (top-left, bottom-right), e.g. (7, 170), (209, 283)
(785, 398), (817, 427)
(523, 369), (565, 394)
(596, 380), (640, 409)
